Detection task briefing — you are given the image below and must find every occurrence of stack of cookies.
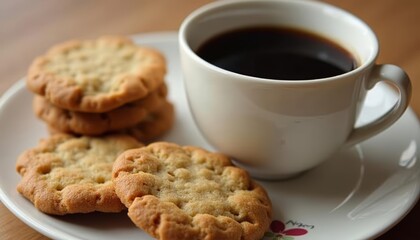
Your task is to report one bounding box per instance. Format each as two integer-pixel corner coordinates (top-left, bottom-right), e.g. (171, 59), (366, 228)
(16, 36), (273, 240)
(26, 36), (174, 142)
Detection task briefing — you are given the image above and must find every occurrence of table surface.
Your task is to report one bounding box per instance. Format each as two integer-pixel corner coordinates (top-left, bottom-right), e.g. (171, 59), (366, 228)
(0, 0), (419, 239)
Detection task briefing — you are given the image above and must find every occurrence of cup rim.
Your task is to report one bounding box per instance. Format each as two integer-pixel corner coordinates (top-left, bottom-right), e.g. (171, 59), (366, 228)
(179, 0), (379, 84)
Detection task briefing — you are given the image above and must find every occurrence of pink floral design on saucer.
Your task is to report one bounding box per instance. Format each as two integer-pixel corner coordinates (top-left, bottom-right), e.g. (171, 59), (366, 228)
(263, 220), (309, 240)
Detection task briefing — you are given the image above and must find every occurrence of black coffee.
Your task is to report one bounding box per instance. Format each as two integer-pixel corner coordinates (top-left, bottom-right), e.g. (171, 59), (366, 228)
(196, 26), (357, 80)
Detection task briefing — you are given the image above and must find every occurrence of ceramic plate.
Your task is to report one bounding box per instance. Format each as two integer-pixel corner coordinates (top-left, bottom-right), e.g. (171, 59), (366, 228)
(0, 32), (419, 240)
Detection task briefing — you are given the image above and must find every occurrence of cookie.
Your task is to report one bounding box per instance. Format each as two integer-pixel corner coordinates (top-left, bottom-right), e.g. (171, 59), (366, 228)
(33, 84), (168, 135)
(16, 134), (142, 215)
(112, 142), (272, 240)
(123, 100), (175, 143)
(26, 36), (166, 113)
(47, 100), (175, 142)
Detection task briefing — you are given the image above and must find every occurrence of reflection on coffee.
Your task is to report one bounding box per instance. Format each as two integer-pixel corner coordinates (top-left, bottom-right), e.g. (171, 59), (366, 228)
(196, 26), (357, 80)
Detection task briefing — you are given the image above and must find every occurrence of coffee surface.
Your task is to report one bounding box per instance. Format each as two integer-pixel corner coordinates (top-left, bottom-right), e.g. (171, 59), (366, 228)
(196, 26), (356, 80)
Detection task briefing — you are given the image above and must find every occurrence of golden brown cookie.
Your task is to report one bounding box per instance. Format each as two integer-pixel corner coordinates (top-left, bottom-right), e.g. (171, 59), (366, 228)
(33, 84), (168, 135)
(16, 134), (142, 215)
(112, 142), (272, 240)
(26, 36), (166, 113)
(47, 100), (175, 142)
(122, 100), (175, 143)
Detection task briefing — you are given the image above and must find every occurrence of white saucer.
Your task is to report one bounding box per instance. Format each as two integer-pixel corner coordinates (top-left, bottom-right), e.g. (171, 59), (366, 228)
(0, 32), (419, 240)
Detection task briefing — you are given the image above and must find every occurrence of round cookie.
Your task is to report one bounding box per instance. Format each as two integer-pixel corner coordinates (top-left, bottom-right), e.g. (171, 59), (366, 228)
(112, 142), (272, 240)
(47, 100), (175, 142)
(122, 100), (175, 143)
(26, 36), (166, 113)
(16, 134), (142, 215)
(33, 84), (168, 135)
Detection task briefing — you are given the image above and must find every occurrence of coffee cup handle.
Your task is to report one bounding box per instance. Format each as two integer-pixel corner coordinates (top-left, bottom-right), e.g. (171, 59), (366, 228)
(344, 64), (412, 147)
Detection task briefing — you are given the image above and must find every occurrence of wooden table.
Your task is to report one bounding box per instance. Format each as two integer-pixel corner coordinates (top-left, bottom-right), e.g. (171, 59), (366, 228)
(0, 0), (419, 239)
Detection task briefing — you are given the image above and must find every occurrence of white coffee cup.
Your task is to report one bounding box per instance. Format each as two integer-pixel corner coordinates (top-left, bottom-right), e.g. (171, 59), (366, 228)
(179, 0), (411, 179)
